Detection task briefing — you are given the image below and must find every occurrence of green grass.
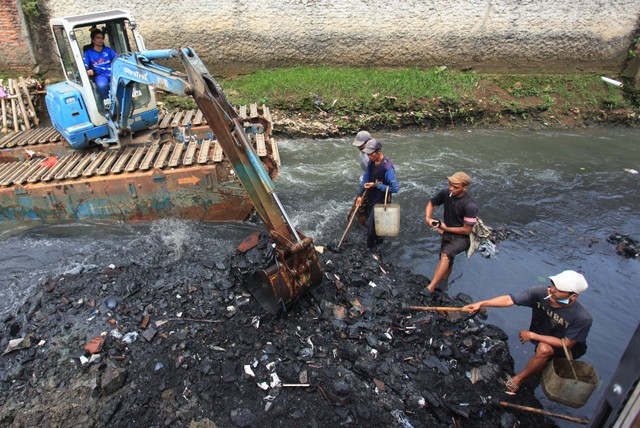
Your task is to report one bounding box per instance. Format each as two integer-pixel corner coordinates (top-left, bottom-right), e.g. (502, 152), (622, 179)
(216, 67), (636, 115)
(221, 66), (479, 111)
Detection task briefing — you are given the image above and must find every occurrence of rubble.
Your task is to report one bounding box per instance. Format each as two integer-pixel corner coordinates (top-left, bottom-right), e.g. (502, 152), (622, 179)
(0, 233), (558, 427)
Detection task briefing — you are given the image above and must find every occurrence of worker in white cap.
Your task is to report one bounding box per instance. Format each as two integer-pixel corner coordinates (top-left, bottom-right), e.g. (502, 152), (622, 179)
(464, 270), (592, 395)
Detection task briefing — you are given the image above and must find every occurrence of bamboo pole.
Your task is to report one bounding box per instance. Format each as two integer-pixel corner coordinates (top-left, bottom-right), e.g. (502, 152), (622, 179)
(12, 79), (31, 130)
(499, 401), (589, 425)
(19, 77), (39, 126)
(1, 79), (7, 134)
(9, 80), (19, 132)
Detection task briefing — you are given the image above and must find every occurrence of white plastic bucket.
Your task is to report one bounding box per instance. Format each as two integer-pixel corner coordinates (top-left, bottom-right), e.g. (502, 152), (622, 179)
(374, 203), (400, 237)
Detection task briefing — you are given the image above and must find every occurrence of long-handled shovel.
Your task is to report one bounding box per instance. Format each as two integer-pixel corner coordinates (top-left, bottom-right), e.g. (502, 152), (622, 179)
(338, 189), (367, 248)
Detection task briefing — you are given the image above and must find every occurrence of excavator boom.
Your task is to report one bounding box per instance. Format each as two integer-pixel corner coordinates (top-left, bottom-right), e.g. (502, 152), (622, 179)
(106, 47), (321, 312)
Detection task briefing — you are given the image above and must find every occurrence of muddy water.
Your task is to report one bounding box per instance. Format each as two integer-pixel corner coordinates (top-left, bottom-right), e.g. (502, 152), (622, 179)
(1, 128), (639, 424)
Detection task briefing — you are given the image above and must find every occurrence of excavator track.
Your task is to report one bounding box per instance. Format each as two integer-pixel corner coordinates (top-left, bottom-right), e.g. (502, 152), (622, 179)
(0, 104), (281, 223)
(0, 104), (280, 188)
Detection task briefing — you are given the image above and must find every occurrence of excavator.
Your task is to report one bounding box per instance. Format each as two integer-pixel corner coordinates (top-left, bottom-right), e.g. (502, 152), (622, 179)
(9, 10), (322, 312)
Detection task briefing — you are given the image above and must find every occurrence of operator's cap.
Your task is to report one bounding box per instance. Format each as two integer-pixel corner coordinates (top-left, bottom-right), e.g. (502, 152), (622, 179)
(549, 270), (589, 294)
(352, 130), (371, 147)
(362, 138), (382, 154)
(447, 171), (472, 186)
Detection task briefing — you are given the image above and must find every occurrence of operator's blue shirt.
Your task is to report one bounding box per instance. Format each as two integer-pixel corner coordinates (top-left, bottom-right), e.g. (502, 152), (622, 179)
(83, 46), (117, 77)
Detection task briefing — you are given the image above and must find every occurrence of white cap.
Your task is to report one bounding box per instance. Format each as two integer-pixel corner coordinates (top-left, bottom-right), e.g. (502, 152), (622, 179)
(549, 270), (589, 294)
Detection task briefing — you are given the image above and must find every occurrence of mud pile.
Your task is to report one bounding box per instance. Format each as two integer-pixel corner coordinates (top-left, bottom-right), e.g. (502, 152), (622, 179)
(0, 231), (557, 427)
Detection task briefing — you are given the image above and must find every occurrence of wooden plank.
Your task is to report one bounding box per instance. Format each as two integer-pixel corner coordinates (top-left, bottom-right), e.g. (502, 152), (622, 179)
(125, 146), (147, 172)
(250, 103), (258, 118)
(1, 161), (32, 186)
(168, 142), (184, 168)
(153, 143), (172, 169)
(0, 161), (22, 183)
(159, 111), (174, 129)
(212, 140), (223, 162)
(42, 156), (71, 181)
(110, 147), (135, 174)
(170, 110), (184, 128)
(192, 109), (204, 125)
(255, 132), (267, 156)
(54, 154), (81, 180)
(83, 151), (108, 177)
(139, 143), (160, 171)
(197, 139), (211, 164)
(67, 153), (94, 179)
(27, 164), (50, 183)
(14, 161), (43, 185)
(97, 151), (120, 175)
(181, 110), (194, 127)
(183, 140), (197, 166)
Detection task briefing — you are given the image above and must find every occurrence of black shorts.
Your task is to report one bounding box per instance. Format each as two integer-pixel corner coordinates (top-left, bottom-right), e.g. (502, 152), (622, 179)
(439, 234), (470, 262)
(536, 342), (587, 359)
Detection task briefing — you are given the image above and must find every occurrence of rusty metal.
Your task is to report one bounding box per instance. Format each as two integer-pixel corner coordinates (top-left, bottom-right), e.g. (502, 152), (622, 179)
(245, 232), (322, 314)
(0, 105), (280, 224)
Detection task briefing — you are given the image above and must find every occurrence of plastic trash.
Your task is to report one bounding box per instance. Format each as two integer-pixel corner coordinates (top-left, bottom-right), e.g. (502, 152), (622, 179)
(122, 332), (138, 344)
(104, 297), (118, 309)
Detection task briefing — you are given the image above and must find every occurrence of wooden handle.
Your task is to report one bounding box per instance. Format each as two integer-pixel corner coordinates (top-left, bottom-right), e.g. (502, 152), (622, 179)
(408, 306), (474, 312)
(499, 401), (588, 424)
(338, 188), (367, 248)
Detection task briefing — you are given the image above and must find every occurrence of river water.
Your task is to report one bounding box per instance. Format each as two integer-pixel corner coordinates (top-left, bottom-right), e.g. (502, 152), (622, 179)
(1, 128), (639, 423)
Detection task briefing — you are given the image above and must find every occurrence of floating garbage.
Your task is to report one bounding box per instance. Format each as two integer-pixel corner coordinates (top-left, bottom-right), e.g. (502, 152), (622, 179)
(624, 168), (638, 174)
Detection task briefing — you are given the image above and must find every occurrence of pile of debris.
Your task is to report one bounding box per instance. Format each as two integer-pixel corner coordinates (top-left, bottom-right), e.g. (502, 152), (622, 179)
(0, 234), (558, 427)
(608, 233), (639, 259)
(0, 77), (41, 133)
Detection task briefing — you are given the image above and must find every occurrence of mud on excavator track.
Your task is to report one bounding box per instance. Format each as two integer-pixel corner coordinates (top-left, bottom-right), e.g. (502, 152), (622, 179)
(0, 104), (280, 223)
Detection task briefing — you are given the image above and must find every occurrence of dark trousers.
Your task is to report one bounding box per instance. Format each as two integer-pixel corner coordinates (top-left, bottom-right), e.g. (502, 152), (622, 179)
(365, 205), (379, 247)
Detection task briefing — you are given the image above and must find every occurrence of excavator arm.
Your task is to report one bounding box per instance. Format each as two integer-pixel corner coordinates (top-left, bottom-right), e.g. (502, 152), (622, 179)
(107, 48), (321, 312)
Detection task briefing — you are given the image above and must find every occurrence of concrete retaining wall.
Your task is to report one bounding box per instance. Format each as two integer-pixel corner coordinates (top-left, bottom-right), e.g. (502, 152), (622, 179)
(3, 0), (640, 76)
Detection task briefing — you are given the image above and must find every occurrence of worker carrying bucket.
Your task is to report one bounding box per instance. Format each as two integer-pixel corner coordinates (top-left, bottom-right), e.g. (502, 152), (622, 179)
(353, 138), (399, 248)
(463, 270), (595, 401)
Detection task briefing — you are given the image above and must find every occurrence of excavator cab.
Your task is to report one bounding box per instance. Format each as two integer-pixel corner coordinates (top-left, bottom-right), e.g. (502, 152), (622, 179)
(47, 10), (157, 149)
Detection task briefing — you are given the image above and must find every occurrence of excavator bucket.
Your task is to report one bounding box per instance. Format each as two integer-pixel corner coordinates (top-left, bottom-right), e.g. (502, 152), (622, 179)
(245, 244), (322, 314)
(177, 48), (323, 313)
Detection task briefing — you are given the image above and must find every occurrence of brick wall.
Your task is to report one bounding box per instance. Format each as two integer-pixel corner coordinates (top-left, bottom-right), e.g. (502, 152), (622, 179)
(0, 0), (34, 72)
